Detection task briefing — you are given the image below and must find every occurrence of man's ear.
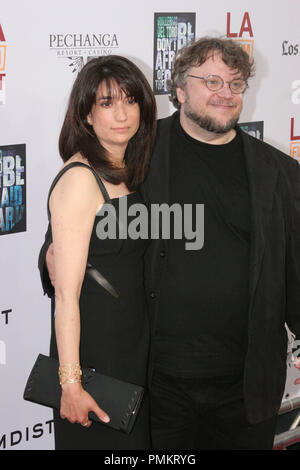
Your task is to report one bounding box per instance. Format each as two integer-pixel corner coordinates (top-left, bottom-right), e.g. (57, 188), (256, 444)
(176, 87), (186, 105)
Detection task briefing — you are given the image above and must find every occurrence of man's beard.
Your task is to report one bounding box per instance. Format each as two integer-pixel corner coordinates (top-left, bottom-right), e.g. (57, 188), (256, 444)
(183, 103), (241, 134)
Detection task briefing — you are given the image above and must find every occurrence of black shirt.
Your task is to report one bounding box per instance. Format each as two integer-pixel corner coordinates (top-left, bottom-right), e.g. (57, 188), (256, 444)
(153, 116), (250, 378)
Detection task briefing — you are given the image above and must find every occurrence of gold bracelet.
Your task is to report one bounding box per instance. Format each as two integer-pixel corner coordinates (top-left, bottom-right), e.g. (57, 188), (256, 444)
(58, 362), (82, 385)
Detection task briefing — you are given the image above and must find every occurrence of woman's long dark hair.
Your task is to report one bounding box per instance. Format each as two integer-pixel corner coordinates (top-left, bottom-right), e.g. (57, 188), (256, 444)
(59, 56), (157, 190)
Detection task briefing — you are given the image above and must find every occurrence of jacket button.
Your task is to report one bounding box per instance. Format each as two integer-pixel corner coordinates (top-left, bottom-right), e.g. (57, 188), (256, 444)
(159, 251), (166, 257)
(150, 291), (156, 299)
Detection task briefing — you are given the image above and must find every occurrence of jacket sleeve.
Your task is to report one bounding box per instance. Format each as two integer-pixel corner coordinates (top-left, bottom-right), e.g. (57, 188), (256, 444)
(38, 223), (54, 298)
(286, 160), (300, 338)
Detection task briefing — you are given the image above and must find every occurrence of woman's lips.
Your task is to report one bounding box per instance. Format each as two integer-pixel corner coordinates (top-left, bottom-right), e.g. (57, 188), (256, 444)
(112, 127), (130, 132)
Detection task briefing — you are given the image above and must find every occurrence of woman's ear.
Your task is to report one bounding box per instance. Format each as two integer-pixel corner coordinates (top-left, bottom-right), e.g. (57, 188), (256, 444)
(86, 113), (93, 126)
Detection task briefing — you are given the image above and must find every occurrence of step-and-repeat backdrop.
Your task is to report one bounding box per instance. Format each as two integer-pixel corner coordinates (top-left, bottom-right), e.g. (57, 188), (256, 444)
(1, 0), (300, 450)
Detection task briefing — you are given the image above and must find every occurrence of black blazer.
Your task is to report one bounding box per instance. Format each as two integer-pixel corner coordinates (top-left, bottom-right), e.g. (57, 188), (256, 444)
(38, 111), (300, 424)
(141, 111), (300, 424)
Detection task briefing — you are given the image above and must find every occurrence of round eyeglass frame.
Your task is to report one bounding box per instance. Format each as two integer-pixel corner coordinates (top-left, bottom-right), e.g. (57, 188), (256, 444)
(187, 74), (248, 94)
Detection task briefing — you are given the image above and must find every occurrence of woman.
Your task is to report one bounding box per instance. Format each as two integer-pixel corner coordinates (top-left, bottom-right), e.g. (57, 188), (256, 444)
(46, 56), (156, 449)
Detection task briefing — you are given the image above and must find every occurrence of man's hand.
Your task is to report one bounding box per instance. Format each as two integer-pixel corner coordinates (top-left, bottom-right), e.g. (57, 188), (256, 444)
(294, 358), (300, 384)
(46, 243), (55, 287)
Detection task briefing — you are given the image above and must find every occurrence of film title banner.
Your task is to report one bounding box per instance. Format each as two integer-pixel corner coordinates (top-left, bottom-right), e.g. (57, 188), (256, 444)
(0, 144), (26, 235)
(153, 12), (195, 95)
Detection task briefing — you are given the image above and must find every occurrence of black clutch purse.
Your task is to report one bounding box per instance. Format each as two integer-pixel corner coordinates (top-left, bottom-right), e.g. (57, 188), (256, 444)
(23, 354), (144, 434)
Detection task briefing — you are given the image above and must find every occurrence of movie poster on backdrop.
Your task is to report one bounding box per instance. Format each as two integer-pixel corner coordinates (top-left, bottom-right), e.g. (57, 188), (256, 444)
(0, 144), (26, 235)
(153, 12), (195, 95)
(239, 121), (264, 141)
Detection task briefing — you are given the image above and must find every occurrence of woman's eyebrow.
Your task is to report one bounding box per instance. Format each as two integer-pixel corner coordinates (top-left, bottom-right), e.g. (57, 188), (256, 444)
(96, 95), (113, 101)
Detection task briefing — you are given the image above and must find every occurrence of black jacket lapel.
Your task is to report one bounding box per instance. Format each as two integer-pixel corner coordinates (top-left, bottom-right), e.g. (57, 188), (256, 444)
(142, 113), (177, 252)
(240, 130), (279, 317)
(143, 113), (178, 205)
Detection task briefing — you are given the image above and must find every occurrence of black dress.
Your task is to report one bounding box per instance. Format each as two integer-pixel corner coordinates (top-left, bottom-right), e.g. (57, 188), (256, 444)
(48, 162), (150, 450)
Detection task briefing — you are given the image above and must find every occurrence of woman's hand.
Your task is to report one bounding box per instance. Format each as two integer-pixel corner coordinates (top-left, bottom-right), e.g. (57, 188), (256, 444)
(60, 382), (110, 428)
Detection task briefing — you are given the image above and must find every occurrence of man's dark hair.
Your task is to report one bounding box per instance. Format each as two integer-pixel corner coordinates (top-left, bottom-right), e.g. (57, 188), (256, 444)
(168, 36), (255, 109)
(59, 55), (157, 190)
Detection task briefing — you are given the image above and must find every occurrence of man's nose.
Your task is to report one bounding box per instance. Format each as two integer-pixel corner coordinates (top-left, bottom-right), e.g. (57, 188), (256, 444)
(216, 82), (234, 98)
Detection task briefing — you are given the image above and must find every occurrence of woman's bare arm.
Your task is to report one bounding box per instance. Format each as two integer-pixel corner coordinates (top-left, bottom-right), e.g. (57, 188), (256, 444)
(49, 166), (110, 426)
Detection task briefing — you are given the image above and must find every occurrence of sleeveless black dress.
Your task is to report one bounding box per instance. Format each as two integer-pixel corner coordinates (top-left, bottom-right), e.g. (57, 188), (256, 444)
(48, 162), (151, 450)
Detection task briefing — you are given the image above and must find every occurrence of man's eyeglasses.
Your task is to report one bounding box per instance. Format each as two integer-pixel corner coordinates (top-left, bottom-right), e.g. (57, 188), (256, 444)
(187, 74), (248, 94)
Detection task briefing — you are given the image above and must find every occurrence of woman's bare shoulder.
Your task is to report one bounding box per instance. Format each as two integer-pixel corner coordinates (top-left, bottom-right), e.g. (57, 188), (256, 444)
(62, 153), (89, 167)
(50, 154), (103, 210)
(57, 153), (96, 185)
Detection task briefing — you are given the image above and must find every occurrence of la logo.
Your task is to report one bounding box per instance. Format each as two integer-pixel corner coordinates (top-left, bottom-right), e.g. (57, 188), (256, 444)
(0, 25), (5, 42)
(291, 118), (300, 141)
(226, 12), (254, 38)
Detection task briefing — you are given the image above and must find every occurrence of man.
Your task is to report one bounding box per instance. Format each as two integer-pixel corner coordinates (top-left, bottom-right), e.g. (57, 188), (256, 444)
(39, 37), (300, 450)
